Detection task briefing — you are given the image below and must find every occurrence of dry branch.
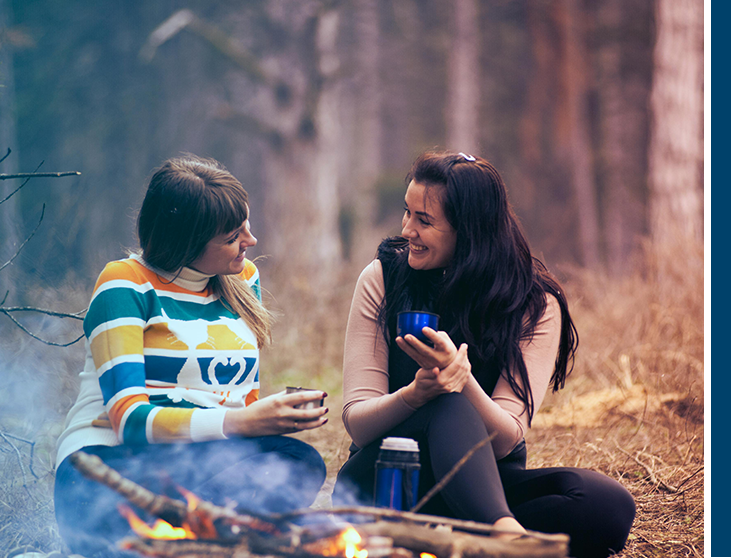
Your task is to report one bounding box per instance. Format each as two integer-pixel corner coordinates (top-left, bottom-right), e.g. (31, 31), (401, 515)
(411, 434), (494, 513)
(0, 171), (81, 180)
(616, 445), (679, 493)
(69, 452), (280, 539)
(71, 451), (569, 558)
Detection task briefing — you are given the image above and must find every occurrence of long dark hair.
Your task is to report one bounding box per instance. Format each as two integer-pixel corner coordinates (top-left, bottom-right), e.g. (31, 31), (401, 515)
(378, 151), (578, 423)
(137, 154), (272, 347)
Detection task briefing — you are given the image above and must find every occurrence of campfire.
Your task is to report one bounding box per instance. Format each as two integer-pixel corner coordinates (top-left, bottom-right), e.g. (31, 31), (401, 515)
(69, 452), (569, 558)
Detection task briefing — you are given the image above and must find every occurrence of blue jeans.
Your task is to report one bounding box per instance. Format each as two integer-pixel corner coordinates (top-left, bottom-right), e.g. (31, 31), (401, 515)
(55, 436), (326, 558)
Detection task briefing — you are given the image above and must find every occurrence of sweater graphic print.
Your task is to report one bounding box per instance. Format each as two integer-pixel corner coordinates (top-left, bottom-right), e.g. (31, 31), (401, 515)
(84, 256), (261, 446)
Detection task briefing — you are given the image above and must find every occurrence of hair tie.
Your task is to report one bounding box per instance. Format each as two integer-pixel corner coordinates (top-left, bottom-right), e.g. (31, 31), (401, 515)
(458, 152), (476, 162)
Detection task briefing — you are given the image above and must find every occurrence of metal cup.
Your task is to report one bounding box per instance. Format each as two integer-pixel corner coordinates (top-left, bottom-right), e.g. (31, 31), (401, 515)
(286, 386), (325, 410)
(396, 311), (440, 344)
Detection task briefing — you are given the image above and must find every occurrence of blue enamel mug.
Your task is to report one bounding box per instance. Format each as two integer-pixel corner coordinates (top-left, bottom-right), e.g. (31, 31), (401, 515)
(396, 311), (440, 344)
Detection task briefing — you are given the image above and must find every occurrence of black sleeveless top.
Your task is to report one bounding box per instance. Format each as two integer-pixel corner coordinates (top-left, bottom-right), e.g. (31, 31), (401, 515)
(377, 238), (502, 399)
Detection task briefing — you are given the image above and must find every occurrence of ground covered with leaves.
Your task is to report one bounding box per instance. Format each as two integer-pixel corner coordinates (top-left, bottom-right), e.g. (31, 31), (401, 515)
(0, 241), (704, 558)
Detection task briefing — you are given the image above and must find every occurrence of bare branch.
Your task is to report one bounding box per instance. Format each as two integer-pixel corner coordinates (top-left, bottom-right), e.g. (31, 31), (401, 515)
(616, 445), (679, 493)
(141, 9), (269, 83)
(0, 204), (45, 273)
(0, 305), (86, 320)
(0, 310), (84, 346)
(0, 430), (39, 480)
(0, 171), (81, 180)
(0, 148), (10, 165)
(0, 161), (43, 205)
(411, 433), (495, 513)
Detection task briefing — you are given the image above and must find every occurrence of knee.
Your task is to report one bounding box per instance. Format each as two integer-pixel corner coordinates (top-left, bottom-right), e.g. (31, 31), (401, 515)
(423, 392), (482, 424)
(569, 471), (636, 557)
(283, 438), (327, 480)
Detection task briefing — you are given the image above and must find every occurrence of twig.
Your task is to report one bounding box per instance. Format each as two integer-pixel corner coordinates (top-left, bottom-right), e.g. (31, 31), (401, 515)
(672, 465), (704, 493)
(0, 148), (10, 165)
(0, 161), (43, 205)
(0, 431), (39, 479)
(0, 171), (81, 180)
(411, 434), (495, 513)
(0, 305), (86, 319)
(0, 309), (85, 346)
(0, 430), (28, 487)
(615, 445), (678, 493)
(0, 204), (45, 273)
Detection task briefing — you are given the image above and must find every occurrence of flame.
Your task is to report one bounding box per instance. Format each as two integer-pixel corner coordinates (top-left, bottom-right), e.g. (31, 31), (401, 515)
(342, 527), (368, 558)
(119, 504), (196, 540)
(177, 484), (201, 510)
(420, 553), (437, 558)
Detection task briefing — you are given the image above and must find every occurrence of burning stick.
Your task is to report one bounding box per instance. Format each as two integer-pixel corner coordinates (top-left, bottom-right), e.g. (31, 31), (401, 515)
(69, 451), (280, 539)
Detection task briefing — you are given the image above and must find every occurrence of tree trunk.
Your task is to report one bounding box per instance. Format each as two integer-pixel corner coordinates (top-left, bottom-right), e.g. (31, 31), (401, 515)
(560, 0), (601, 268)
(594, 0), (652, 275)
(648, 0), (704, 247)
(446, 0), (480, 154)
(349, 0), (382, 264)
(0, 0), (20, 296)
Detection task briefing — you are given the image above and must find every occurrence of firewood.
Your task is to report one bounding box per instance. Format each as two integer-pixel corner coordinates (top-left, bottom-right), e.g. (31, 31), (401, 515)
(273, 507), (568, 544)
(356, 521), (568, 558)
(69, 451), (280, 538)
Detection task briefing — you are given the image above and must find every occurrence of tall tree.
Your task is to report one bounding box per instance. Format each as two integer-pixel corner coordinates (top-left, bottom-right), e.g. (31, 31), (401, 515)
(559, 0), (601, 268)
(647, 0), (704, 247)
(0, 0), (20, 296)
(446, 0), (480, 154)
(144, 3), (345, 283)
(593, 0), (652, 274)
(349, 0), (383, 264)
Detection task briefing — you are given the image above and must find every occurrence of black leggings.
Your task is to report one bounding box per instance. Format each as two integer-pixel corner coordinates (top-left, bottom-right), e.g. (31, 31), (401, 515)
(333, 393), (635, 558)
(55, 436), (326, 558)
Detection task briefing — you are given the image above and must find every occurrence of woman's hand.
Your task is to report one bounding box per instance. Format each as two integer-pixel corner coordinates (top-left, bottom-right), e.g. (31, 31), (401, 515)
(395, 327), (458, 369)
(223, 390), (328, 437)
(402, 343), (472, 408)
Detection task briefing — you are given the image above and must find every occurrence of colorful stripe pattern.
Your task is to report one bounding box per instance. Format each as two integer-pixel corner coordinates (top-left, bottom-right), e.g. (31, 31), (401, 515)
(84, 258), (261, 445)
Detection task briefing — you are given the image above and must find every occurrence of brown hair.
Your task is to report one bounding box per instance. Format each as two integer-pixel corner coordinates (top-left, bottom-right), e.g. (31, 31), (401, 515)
(137, 155), (272, 347)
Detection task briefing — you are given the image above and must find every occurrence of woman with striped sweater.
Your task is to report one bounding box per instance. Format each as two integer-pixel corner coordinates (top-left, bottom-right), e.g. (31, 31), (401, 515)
(54, 155), (328, 558)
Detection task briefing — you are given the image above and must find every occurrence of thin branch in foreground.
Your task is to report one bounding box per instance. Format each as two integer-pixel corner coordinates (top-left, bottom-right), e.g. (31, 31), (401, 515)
(0, 204), (45, 273)
(0, 309), (84, 346)
(0, 160), (43, 205)
(410, 433), (495, 513)
(0, 305), (86, 320)
(0, 171), (81, 180)
(0, 430), (39, 480)
(0, 148), (10, 165)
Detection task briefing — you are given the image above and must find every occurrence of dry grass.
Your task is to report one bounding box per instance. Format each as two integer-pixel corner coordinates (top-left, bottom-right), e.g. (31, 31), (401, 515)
(0, 239), (704, 558)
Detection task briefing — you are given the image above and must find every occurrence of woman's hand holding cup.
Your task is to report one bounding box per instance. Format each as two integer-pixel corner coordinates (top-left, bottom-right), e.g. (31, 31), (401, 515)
(402, 343), (472, 408)
(223, 389), (328, 437)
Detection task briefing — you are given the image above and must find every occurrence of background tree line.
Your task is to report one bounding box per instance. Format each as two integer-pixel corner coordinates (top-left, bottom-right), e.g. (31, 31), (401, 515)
(1, 0), (703, 296)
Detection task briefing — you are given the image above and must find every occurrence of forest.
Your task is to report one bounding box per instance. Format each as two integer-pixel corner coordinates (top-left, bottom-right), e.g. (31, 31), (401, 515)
(0, 0), (704, 557)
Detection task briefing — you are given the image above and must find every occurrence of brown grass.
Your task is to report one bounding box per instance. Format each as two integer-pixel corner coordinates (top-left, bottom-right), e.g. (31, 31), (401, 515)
(0, 239), (704, 557)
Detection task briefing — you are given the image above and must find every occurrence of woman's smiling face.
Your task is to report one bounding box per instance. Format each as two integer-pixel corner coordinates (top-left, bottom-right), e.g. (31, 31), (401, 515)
(401, 180), (457, 270)
(190, 216), (257, 276)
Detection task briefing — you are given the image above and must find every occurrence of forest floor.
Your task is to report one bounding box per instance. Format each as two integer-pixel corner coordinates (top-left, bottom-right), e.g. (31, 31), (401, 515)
(0, 240), (704, 558)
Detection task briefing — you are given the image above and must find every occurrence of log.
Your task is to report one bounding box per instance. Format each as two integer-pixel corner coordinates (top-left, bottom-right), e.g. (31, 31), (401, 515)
(356, 521), (568, 558)
(69, 451), (280, 538)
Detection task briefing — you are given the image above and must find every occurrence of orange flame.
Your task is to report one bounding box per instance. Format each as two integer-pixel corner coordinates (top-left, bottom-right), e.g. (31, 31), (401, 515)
(420, 553), (437, 558)
(342, 527), (368, 558)
(177, 484), (201, 510)
(118, 504), (196, 540)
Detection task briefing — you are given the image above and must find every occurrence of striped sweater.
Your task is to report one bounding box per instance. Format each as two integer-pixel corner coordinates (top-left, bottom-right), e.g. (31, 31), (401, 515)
(56, 254), (262, 466)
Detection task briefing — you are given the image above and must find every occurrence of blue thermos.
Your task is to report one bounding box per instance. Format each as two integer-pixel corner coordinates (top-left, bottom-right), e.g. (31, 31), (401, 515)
(374, 437), (420, 510)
